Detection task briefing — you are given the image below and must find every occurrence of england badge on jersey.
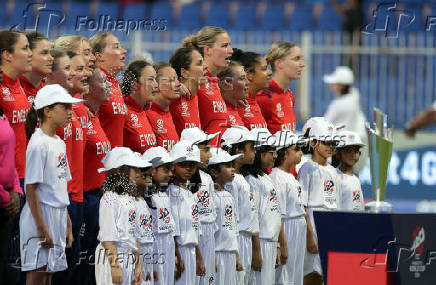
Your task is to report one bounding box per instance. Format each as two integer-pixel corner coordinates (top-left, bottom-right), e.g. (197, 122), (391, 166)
(156, 119), (168, 133)
(276, 103), (284, 117)
(2, 87), (14, 101)
(181, 102), (190, 117)
(131, 114), (142, 128)
(244, 104), (254, 117)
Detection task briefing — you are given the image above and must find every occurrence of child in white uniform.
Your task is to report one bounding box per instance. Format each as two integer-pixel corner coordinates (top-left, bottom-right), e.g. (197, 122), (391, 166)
(335, 130), (365, 211)
(180, 128), (219, 285)
(95, 147), (149, 285)
(241, 129), (284, 285)
(221, 126), (261, 285)
(20, 85), (81, 284)
(298, 118), (339, 285)
(169, 140), (206, 285)
(208, 148), (243, 285)
(270, 131), (309, 285)
(142, 147), (180, 285)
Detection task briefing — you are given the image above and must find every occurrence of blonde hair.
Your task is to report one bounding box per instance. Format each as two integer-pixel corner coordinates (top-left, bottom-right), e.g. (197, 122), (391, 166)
(54, 35), (87, 53)
(89, 32), (112, 54)
(182, 26), (227, 56)
(266, 41), (296, 72)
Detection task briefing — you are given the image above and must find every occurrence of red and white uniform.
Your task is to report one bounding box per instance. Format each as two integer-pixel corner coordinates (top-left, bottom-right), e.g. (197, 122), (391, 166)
(0, 72), (31, 179)
(169, 90), (201, 136)
(197, 72), (228, 146)
(97, 67), (128, 148)
(69, 98), (88, 202)
(123, 96), (156, 153)
(146, 102), (179, 151)
(237, 92), (268, 130)
(83, 107), (111, 192)
(225, 100), (245, 127)
(19, 76), (45, 105)
(256, 80), (296, 134)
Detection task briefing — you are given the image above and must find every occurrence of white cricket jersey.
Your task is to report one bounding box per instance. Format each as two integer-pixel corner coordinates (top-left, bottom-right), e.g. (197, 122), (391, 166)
(298, 159), (339, 209)
(336, 169), (365, 211)
(135, 198), (154, 245)
(214, 190), (239, 252)
(245, 174), (282, 242)
(98, 192), (137, 251)
(25, 128), (71, 208)
(270, 168), (306, 219)
(151, 191), (176, 235)
(194, 170), (217, 224)
(225, 173), (259, 234)
(168, 185), (201, 246)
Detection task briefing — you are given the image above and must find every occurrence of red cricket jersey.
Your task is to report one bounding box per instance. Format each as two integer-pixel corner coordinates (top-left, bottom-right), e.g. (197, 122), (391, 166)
(237, 92), (268, 130)
(19, 75), (45, 105)
(124, 96), (157, 153)
(83, 106), (111, 192)
(197, 72), (228, 146)
(225, 100), (245, 127)
(169, 90), (201, 136)
(256, 80), (296, 134)
(146, 102), (179, 151)
(69, 98), (88, 202)
(97, 67), (128, 148)
(0, 72), (31, 179)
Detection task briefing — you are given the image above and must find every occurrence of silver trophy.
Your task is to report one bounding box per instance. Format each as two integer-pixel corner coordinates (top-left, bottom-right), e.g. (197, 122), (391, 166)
(365, 108), (394, 213)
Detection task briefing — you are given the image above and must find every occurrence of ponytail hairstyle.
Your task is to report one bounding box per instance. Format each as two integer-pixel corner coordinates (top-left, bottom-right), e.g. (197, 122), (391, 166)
(25, 103), (56, 139)
(182, 26), (227, 56)
(25, 31), (48, 50)
(0, 30), (23, 65)
(217, 61), (242, 83)
(231, 48), (262, 74)
(266, 41), (296, 72)
(50, 49), (68, 71)
(274, 147), (288, 168)
(54, 35), (87, 53)
(89, 32), (112, 54)
(121, 59), (152, 96)
(169, 47), (196, 79)
(240, 145), (274, 177)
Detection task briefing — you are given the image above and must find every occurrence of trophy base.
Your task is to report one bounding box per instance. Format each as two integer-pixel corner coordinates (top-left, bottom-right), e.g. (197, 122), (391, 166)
(365, 201), (393, 213)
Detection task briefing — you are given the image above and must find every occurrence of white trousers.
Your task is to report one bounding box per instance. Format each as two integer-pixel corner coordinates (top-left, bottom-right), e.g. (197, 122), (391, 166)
(216, 251), (236, 285)
(141, 244), (154, 285)
(196, 222), (216, 285)
(175, 244), (196, 285)
(236, 232), (252, 285)
(154, 233), (175, 285)
(20, 203), (67, 272)
(95, 243), (136, 285)
(249, 239), (277, 285)
(275, 216), (307, 285)
(303, 208), (322, 276)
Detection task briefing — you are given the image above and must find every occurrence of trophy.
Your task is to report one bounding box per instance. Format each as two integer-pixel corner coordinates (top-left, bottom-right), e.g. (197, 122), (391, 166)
(365, 108), (394, 213)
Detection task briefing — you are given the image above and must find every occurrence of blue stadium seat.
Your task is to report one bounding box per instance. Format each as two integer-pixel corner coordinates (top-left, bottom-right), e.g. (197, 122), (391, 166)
(261, 5), (286, 30)
(205, 4), (229, 29)
(123, 3), (149, 20)
(151, 2), (173, 28)
(233, 5), (257, 30)
(64, 3), (90, 30)
(289, 5), (313, 31)
(177, 3), (202, 30)
(318, 6), (342, 30)
(96, 2), (120, 20)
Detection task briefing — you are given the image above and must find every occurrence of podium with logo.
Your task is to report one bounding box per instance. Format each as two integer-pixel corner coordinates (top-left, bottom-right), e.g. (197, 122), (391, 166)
(313, 211), (436, 285)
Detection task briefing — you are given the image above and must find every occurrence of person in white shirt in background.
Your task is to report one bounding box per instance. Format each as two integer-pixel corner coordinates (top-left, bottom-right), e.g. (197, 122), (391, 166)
(133, 153), (158, 285)
(20, 85), (80, 284)
(221, 126), (261, 285)
(95, 147), (150, 285)
(335, 130), (365, 211)
(270, 130), (309, 285)
(142, 146), (181, 285)
(180, 127), (219, 285)
(241, 129), (286, 285)
(168, 140), (206, 285)
(323, 66), (367, 174)
(207, 148), (244, 285)
(298, 118), (340, 285)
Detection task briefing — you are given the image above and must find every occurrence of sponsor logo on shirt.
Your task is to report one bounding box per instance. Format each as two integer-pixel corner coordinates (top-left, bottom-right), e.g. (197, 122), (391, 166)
(156, 119), (168, 134)
(229, 114), (236, 126)
(140, 213), (153, 231)
(206, 82), (214, 95)
(225, 204), (233, 219)
(197, 190), (212, 215)
(181, 102), (190, 117)
(352, 190), (361, 203)
(131, 114), (142, 128)
(87, 121), (97, 135)
(27, 95), (35, 104)
(57, 153), (68, 169)
(297, 186), (302, 198)
(192, 204), (199, 220)
(250, 191), (257, 211)
(129, 209), (136, 226)
(270, 189), (278, 203)
(2, 87), (14, 101)
(244, 105), (254, 117)
(159, 208), (171, 223)
(324, 180), (334, 194)
(209, 276), (215, 284)
(276, 103), (284, 117)
(409, 226), (427, 278)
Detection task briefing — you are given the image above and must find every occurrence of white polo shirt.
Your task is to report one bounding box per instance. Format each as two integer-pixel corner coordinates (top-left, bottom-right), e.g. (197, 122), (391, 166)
(151, 191), (176, 235)
(214, 190), (239, 252)
(336, 169), (364, 211)
(135, 197), (154, 245)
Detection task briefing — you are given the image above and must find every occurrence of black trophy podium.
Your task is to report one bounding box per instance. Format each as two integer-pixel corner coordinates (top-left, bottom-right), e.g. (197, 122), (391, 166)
(313, 211), (436, 285)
